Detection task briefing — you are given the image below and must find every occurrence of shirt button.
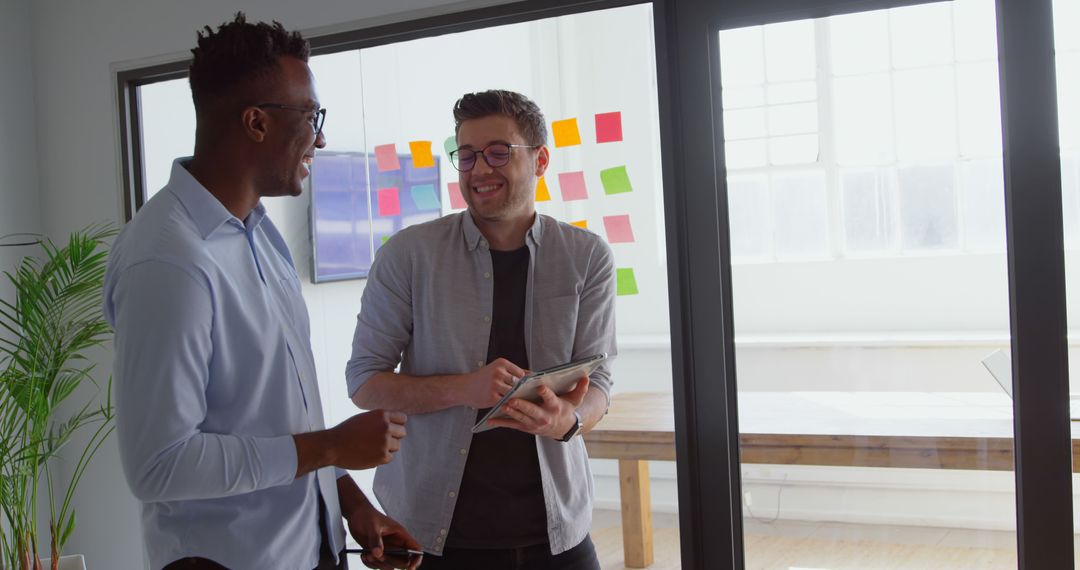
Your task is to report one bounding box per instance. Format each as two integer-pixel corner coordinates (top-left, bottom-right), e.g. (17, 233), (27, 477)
(483, 315), (491, 323)
(440, 529), (448, 535)
(448, 491), (456, 498)
(484, 272), (491, 279)
(459, 448), (467, 455)
(476, 361), (484, 368)
(436, 536), (444, 543)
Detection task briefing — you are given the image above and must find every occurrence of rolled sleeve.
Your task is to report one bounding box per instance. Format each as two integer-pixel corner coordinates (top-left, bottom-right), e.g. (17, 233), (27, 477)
(576, 241), (618, 408)
(346, 241), (414, 397)
(111, 260), (297, 502)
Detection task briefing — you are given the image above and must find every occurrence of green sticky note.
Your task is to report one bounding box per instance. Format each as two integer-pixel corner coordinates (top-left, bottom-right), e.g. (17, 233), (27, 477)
(380, 235), (391, 245)
(443, 135), (457, 157)
(616, 267), (639, 296)
(600, 166), (633, 195)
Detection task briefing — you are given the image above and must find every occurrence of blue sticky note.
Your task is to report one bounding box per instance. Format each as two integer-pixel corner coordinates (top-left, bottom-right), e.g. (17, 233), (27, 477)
(410, 184), (441, 211)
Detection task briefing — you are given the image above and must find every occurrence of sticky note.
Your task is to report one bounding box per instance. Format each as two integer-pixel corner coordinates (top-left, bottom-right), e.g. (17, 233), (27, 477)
(409, 141), (435, 168)
(380, 235), (391, 245)
(558, 171), (589, 201)
(603, 214), (635, 243)
(616, 268), (639, 296)
(595, 112), (623, 143)
(444, 136), (458, 157)
(410, 184), (440, 210)
(447, 182), (467, 210)
(377, 187), (400, 216)
(552, 118), (582, 148)
(600, 166), (633, 195)
(375, 144), (400, 172)
(570, 220), (588, 229)
(535, 176), (551, 202)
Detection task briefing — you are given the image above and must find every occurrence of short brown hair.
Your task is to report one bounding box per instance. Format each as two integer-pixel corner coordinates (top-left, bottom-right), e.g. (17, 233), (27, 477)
(453, 90), (548, 147)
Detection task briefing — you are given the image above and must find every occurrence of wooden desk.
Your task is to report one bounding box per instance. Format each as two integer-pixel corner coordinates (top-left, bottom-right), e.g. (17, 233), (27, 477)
(584, 391), (1080, 568)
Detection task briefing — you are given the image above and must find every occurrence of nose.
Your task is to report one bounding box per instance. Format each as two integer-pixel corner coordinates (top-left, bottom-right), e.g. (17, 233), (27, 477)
(471, 152), (495, 175)
(314, 129), (327, 149)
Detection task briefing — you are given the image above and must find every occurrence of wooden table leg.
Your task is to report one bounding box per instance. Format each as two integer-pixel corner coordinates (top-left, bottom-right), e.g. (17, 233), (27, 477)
(618, 459), (654, 568)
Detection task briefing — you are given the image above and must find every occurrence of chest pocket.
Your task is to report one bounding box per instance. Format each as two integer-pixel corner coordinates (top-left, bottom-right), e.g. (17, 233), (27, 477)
(533, 294), (579, 368)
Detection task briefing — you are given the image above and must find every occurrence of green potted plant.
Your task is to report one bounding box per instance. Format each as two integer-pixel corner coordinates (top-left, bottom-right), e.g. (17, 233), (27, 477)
(0, 225), (117, 570)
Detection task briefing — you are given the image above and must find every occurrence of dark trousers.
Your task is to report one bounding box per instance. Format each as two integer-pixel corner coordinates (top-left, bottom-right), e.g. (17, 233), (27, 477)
(162, 551), (346, 570)
(420, 536), (600, 570)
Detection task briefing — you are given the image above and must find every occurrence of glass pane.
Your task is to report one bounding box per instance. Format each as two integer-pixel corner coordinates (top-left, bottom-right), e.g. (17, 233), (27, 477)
(1054, 0), (1080, 563)
(764, 20), (816, 82)
(138, 79), (196, 198)
(720, 2), (1015, 567)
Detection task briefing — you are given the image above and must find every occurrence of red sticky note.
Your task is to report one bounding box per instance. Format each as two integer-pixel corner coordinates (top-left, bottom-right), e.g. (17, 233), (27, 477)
(375, 144), (401, 172)
(377, 187), (401, 216)
(603, 214), (635, 243)
(447, 182), (466, 210)
(595, 112), (623, 143)
(558, 171), (589, 201)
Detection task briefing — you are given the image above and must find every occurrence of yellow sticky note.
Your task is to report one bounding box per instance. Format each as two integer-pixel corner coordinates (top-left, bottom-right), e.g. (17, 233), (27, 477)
(570, 220), (588, 229)
(551, 118), (582, 148)
(409, 141), (435, 168)
(535, 176), (551, 202)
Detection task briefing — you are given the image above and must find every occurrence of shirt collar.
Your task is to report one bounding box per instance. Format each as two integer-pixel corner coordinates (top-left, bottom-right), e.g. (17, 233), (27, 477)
(460, 210), (544, 251)
(167, 157), (267, 239)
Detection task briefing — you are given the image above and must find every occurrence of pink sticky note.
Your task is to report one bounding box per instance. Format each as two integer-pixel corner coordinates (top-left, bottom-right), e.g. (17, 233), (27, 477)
(603, 214), (635, 243)
(374, 144), (401, 172)
(558, 171), (589, 201)
(595, 112), (623, 143)
(377, 187), (401, 216)
(447, 182), (467, 209)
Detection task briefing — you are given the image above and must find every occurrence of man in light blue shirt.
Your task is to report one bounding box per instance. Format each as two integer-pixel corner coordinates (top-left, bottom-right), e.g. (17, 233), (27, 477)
(104, 14), (419, 570)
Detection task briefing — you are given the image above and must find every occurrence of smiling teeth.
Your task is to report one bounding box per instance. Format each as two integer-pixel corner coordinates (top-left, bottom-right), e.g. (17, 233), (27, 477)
(302, 157), (313, 165)
(475, 185), (497, 193)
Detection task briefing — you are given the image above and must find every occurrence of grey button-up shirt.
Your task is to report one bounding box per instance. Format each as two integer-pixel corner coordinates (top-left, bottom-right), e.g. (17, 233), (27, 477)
(346, 211), (617, 555)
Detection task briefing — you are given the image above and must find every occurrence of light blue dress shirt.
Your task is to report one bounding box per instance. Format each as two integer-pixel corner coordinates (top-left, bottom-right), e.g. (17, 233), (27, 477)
(347, 212), (618, 555)
(103, 159), (345, 570)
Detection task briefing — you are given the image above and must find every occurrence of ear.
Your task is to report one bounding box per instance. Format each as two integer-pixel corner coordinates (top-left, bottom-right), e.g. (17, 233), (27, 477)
(240, 106), (269, 143)
(534, 146), (550, 177)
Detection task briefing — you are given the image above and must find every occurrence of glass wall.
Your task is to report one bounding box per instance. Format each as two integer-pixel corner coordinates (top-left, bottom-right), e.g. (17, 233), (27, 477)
(718, 1), (1022, 566)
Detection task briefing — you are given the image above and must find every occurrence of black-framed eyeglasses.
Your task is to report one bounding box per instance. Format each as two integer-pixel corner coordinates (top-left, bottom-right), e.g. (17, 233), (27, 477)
(449, 143), (540, 172)
(256, 103), (327, 136)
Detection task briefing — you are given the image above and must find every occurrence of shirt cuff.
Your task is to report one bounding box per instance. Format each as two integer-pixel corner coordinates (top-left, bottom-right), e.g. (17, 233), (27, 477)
(260, 434), (300, 488)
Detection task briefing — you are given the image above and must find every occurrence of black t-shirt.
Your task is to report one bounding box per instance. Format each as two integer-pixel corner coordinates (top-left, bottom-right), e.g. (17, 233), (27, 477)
(446, 245), (549, 548)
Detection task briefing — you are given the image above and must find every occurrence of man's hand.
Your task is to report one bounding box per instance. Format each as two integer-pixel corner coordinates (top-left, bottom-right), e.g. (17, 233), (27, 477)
(460, 358), (526, 409)
(329, 410), (407, 470)
(484, 376), (589, 439)
(346, 503), (423, 570)
(294, 410), (407, 477)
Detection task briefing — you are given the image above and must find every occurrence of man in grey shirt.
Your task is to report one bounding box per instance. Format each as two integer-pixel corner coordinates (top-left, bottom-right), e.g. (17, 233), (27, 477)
(346, 90), (617, 569)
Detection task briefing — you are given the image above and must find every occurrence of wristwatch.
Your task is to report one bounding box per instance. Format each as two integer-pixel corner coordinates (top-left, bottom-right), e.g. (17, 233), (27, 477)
(559, 410), (582, 442)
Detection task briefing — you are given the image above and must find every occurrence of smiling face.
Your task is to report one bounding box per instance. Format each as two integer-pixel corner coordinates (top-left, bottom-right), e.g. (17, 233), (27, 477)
(455, 114), (549, 229)
(253, 56), (326, 198)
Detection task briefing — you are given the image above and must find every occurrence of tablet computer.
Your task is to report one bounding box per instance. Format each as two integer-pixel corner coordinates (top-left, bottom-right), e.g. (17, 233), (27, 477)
(471, 353), (607, 433)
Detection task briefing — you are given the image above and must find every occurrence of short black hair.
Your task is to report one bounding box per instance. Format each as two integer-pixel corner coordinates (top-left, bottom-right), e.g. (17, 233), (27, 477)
(188, 12), (309, 113)
(453, 90), (548, 147)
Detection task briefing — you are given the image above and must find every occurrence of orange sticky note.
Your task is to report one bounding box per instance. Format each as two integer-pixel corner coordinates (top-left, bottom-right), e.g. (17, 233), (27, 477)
(552, 118), (582, 148)
(409, 141), (435, 168)
(570, 220), (588, 229)
(603, 214), (635, 243)
(447, 182), (466, 210)
(535, 177), (551, 202)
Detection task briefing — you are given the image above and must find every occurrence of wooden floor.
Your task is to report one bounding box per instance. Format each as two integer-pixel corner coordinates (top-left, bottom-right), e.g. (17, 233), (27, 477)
(589, 509), (1080, 569)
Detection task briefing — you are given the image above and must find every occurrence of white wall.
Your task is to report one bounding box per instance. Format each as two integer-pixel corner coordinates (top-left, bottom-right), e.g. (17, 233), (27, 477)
(0, 0), (42, 283)
(27, 1), (516, 568)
